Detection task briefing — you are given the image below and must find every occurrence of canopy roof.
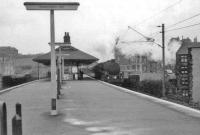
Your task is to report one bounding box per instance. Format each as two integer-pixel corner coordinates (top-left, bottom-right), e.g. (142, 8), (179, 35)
(33, 45), (99, 66)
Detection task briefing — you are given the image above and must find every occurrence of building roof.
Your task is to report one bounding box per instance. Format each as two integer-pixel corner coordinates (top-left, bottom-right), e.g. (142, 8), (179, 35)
(176, 38), (200, 55)
(33, 45), (99, 65)
(33, 32), (98, 66)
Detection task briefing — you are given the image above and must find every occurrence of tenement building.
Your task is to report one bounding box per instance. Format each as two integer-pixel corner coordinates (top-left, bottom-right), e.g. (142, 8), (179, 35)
(188, 46), (200, 102)
(176, 37), (200, 102)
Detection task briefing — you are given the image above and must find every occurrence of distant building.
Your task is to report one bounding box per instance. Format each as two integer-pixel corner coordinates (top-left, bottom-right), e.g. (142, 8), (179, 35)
(0, 47), (18, 76)
(114, 48), (162, 81)
(176, 37), (200, 102)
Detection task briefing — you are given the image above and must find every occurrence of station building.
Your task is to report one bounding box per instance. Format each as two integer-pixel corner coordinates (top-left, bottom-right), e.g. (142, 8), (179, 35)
(33, 32), (98, 80)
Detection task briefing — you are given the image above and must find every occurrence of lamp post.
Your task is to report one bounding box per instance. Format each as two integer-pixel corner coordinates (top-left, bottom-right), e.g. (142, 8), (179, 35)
(24, 2), (79, 115)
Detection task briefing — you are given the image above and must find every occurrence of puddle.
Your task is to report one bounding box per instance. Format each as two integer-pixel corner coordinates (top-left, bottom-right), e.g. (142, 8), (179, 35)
(63, 108), (75, 111)
(86, 126), (115, 132)
(90, 130), (134, 135)
(64, 118), (101, 126)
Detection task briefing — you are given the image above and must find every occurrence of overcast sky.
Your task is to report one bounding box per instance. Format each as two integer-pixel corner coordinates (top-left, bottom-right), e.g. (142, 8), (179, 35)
(1, 0), (200, 61)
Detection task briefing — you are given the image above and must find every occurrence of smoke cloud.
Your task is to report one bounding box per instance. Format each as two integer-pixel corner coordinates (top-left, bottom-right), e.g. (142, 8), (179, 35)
(166, 37), (181, 64)
(116, 41), (161, 61)
(115, 37), (181, 64)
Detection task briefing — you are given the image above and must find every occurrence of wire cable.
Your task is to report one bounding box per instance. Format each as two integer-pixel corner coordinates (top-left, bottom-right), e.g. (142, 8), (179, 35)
(167, 12), (200, 29)
(128, 26), (149, 39)
(138, 31), (161, 41)
(166, 22), (200, 32)
(132, 0), (183, 28)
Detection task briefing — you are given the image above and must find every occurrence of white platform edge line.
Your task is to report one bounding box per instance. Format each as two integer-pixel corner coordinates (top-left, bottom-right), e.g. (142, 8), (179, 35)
(99, 80), (200, 115)
(0, 79), (43, 94)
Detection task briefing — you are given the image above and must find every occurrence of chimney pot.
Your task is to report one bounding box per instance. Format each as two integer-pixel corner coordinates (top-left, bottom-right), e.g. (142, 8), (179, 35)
(64, 32), (71, 44)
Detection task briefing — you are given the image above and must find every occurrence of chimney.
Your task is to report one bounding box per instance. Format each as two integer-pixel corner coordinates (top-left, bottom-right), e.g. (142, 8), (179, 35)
(64, 32), (71, 44)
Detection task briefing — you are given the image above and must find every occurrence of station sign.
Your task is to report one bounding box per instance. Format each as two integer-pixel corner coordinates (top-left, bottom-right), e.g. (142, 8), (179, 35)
(24, 2), (80, 10)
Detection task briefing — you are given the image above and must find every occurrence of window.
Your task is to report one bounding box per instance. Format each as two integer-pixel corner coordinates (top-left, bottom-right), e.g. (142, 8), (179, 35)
(131, 57), (135, 63)
(128, 58), (131, 64)
(181, 70), (188, 74)
(181, 66), (187, 69)
(182, 81), (188, 85)
(141, 56), (147, 63)
(180, 55), (187, 63)
(136, 55), (140, 63)
(181, 77), (188, 81)
(142, 65), (147, 72)
(137, 65), (140, 71)
(181, 77), (189, 85)
(132, 65), (136, 70)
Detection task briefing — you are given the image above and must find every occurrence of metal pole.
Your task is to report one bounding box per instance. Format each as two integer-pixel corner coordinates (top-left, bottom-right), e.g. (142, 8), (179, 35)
(50, 10), (57, 115)
(162, 24), (166, 97)
(62, 58), (65, 80)
(59, 48), (62, 84)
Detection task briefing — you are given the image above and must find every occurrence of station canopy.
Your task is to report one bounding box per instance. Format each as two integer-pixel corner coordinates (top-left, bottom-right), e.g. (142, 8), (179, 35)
(33, 32), (99, 66)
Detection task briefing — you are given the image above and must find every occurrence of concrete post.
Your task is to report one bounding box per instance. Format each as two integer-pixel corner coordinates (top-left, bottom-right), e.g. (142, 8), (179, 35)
(0, 101), (7, 135)
(50, 10), (57, 115)
(12, 103), (22, 135)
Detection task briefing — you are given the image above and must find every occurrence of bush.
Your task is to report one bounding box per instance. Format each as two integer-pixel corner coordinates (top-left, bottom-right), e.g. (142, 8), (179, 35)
(2, 74), (34, 88)
(138, 80), (162, 97)
(121, 78), (131, 88)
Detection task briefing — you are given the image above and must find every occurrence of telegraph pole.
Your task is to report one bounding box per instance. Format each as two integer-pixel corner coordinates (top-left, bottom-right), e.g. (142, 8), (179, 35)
(161, 24), (166, 97)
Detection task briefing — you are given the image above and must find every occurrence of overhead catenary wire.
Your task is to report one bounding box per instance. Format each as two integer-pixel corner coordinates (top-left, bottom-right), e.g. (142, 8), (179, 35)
(132, 0), (183, 28)
(138, 31), (161, 41)
(118, 0), (184, 46)
(167, 12), (200, 29)
(119, 0), (183, 45)
(128, 26), (150, 39)
(166, 22), (200, 32)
